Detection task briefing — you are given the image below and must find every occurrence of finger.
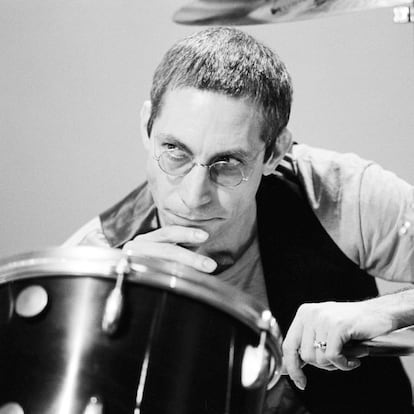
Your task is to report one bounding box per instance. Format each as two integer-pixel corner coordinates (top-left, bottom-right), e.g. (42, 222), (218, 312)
(325, 331), (361, 371)
(283, 319), (307, 390)
(298, 324), (316, 365)
(325, 352), (361, 371)
(123, 240), (217, 273)
(313, 333), (330, 366)
(308, 362), (339, 371)
(136, 225), (209, 245)
(344, 358), (361, 370)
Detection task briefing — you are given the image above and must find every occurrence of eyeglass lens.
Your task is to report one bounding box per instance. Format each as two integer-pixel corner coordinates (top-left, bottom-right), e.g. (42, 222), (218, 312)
(158, 150), (245, 186)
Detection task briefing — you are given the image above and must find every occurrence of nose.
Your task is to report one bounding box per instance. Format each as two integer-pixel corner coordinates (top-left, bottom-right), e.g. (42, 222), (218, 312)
(179, 164), (212, 209)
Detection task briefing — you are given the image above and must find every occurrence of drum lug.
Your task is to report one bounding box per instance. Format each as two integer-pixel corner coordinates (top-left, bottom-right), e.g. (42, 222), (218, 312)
(241, 331), (270, 389)
(83, 396), (103, 414)
(266, 315), (283, 390)
(241, 310), (274, 389)
(102, 257), (130, 335)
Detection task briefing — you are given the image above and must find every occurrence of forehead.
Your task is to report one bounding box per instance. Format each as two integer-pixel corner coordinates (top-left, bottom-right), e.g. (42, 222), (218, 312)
(152, 88), (264, 155)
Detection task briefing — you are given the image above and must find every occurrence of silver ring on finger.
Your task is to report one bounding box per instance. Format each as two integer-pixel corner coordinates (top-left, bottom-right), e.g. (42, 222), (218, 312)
(313, 340), (327, 351)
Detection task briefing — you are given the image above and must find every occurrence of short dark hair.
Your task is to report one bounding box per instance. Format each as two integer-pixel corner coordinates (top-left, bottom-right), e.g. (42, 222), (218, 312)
(148, 27), (293, 159)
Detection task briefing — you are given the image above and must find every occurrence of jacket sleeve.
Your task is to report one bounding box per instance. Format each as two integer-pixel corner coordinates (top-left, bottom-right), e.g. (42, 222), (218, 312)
(62, 217), (111, 247)
(359, 163), (414, 283)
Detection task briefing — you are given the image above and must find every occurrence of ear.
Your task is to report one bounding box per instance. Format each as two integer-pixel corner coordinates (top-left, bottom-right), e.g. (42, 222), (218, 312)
(262, 128), (293, 176)
(140, 100), (152, 151)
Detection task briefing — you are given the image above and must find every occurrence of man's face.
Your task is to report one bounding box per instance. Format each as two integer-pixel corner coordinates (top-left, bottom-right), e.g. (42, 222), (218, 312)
(143, 87), (273, 262)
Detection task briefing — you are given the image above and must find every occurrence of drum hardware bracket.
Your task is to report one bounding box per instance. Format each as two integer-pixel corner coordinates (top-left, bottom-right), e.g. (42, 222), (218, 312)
(102, 256), (130, 335)
(393, 4), (414, 23)
(241, 310), (276, 389)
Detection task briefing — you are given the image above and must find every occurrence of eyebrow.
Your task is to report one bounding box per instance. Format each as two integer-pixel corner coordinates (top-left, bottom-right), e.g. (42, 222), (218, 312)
(155, 133), (192, 154)
(154, 133), (253, 162)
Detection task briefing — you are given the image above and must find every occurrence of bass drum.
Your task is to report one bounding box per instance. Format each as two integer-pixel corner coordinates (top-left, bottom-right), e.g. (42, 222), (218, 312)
(0, 247), (283, 414)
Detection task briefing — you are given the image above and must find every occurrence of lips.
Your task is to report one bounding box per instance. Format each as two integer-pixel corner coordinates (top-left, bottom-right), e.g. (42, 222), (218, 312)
(173, 213), (216, 222)
(178, 214), (214, 222)
(164, 209), (222, 224)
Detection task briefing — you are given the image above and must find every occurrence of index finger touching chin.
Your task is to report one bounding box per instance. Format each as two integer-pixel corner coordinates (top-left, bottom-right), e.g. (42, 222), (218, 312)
(136, 225), (209, 244)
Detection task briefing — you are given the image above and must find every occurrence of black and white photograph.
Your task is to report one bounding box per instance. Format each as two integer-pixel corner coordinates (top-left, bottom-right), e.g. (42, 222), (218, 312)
(1, 1), (414, 413)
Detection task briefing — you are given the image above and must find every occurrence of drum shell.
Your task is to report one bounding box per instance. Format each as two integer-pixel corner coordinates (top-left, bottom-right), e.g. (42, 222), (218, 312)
(0, 249), (280, 414)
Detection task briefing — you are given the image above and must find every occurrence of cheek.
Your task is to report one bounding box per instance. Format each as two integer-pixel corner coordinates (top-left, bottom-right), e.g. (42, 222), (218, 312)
(146, 162), (168, 203)
(220, 172), (263, 218)
(146, 161), (181, 208)
(217, 187), (255, 218)
(145, 162), (157, 193)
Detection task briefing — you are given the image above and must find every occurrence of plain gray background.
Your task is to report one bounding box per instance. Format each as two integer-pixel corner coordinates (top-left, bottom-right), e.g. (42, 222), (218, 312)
(1, 0), (414, 389)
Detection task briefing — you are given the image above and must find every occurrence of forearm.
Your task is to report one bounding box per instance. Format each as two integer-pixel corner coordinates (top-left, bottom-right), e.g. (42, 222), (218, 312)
(282, 287), (414, 389)
(369, 286), (414, 332)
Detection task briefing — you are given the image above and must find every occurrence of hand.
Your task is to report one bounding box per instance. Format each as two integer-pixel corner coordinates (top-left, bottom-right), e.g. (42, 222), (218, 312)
(282, 300), (394, 390)
(122, 225), (217, 273)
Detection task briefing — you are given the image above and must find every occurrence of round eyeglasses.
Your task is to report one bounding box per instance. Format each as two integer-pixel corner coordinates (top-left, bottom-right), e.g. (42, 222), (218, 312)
(153, 148), (252, 187)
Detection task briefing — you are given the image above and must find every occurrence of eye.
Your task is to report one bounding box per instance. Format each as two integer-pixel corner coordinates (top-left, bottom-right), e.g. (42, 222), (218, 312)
(162, 145), (189, 162)
(163, 143), (178, 151)
(216, 155), (243, 166)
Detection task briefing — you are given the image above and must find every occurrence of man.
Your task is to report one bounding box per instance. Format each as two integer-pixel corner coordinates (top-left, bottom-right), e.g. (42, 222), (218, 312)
(65, 27), (414, 413)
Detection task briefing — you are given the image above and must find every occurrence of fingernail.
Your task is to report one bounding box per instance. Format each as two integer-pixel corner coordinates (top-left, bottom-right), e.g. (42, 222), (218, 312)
(202, 258), (217, 272)
(195, 230), (209, 241)
(347, 360), (361, 369)
(294, 378), (306, 390)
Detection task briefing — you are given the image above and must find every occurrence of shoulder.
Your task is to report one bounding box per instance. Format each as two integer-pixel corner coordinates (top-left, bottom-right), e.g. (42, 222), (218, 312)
(288, 144), (372, 264)
(284, 144), (414, 281)
(358, 163), (414, 281)
(63, 181), (158, 248)
(291, 143), (373, 192)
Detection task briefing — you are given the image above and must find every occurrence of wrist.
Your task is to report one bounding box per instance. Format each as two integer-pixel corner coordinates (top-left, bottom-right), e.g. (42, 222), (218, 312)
(367, 288), (414, 332)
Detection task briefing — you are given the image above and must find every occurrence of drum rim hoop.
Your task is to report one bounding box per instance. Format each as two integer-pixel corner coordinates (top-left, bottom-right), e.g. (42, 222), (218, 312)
(0, 246), (283, 362)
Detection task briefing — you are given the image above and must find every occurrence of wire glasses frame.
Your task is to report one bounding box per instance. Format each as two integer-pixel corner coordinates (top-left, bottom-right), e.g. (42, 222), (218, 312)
(153, 148), (254, 187)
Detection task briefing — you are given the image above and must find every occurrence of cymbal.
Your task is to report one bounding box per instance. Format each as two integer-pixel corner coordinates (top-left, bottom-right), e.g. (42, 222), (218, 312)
(173, 0), (413, 25)
(173, 0), (265, 25)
